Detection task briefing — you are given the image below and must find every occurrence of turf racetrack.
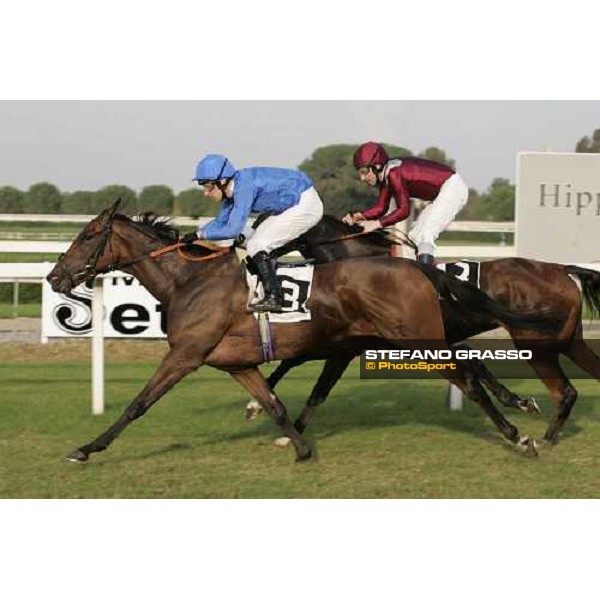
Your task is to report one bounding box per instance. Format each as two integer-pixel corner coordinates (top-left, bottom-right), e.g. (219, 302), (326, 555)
(2, 341), (600, 498)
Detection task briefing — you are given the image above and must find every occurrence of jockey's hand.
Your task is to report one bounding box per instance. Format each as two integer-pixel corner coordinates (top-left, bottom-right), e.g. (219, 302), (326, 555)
(358, 220), (382, 233)
(233, 234), (246, 247)
(181, 232), (199, 244)
(342, 212), (364, 226)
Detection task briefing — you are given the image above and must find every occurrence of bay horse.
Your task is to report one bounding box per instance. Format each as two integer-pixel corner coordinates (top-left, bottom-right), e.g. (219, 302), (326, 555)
(248, 216), (600, 447)
(46, 201), (555, 462)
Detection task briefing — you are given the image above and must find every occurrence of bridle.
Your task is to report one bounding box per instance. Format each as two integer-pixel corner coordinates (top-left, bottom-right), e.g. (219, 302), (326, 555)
(57, 208), (118, 288)
(57, 211), (229, 288)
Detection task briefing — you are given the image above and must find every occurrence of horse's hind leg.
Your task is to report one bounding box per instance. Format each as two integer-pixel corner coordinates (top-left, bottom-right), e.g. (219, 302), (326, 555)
(527, 354), (577, 445)
(230, 367), (312, 461)
(453, 344), (540, 414)
(441, 364), (537, 455)
(293, 353), (354, 435)
(373, 318), (532, 453)
(67, 347), (204, 463)
(245, 356), (309, 420)
(564, 337), (600, 382)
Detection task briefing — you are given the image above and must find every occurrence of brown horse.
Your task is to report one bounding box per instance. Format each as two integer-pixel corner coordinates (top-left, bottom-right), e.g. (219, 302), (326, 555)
(46, 201), (555, 462)
(251, 216), (600, 446)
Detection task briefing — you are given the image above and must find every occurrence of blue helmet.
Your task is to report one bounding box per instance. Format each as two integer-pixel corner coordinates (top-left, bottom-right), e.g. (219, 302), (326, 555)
(193, 154), (236, 182)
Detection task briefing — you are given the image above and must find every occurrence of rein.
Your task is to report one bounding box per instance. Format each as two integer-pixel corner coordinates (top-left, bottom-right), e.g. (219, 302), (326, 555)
(63, 213), (230, 284)
(110, 239), (230, 270)
(316, 228), (417, 252)
(317, 231), (374, 244)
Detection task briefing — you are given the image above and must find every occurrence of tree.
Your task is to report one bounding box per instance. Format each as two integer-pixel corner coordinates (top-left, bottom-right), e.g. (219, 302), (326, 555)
(138, 185), (175, 216)
(455, 188), (483, 220)
(418, 146), (456, 169)
(92, 185), (137, 214)
(173, 188), (220, 218)
(61, 191), (95, 214)
(298, 143), (413, 218)
(0, 186), (25, 213)
(22, 182), (62, 213)
(476, 178), (515, 221)
(575, 128), (600, 153)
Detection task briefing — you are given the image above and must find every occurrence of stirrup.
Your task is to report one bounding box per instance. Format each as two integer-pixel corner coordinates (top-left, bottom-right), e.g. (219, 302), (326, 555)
(248, 294), (284, 313)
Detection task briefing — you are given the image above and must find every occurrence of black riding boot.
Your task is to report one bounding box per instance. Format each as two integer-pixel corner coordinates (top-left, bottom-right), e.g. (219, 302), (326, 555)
(417, 253), (434, 265)
(249, 251), (284, 313)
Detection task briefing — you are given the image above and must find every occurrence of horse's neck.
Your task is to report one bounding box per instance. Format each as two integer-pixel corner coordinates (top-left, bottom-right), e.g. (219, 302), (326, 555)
(123, 246), (238, 306)
(123, 253), (177, 304)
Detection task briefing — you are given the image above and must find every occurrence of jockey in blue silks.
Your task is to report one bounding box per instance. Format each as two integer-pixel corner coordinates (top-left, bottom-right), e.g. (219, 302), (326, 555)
(184, 154), (324, 313)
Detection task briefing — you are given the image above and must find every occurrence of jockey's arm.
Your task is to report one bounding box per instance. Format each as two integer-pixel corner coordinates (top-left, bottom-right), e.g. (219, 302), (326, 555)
(361, 184), (392, 221)
(201, 191), (253, 241)
(199, 200), (234, 239)
(377, 171), (411, 228)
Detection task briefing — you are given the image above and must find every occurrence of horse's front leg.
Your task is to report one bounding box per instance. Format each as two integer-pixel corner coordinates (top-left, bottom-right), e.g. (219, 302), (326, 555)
(230, 367), (312, 461)
(293, 353), (353, 434)
(67, 347), (204, 463)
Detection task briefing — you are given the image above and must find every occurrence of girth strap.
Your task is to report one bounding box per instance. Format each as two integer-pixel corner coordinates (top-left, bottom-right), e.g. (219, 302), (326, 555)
(256, 312), (275, 363)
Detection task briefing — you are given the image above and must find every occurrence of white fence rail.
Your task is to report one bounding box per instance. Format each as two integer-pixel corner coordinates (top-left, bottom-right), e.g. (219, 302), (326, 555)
(0, 213), (516, 232)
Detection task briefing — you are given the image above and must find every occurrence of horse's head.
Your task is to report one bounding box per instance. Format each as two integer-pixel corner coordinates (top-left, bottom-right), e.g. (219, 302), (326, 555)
(47, 199), (122, 294)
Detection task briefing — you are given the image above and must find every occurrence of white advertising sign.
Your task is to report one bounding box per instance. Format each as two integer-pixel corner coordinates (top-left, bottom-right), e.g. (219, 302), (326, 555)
(516, 152), (600, 262)
(42, 275), (167, 338)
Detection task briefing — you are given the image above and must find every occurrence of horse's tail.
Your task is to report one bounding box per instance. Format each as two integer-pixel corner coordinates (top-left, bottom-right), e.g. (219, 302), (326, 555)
(564, 265), (600, 318)
(417, 264), (561, 334)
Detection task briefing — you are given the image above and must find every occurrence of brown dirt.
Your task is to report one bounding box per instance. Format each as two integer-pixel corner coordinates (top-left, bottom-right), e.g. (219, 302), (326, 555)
(0, 337), (169, 363)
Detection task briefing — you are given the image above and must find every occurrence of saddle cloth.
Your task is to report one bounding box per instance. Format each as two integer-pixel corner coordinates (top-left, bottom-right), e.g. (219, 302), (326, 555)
(436, 260), (481, 288)
(246, 264), (314, 323)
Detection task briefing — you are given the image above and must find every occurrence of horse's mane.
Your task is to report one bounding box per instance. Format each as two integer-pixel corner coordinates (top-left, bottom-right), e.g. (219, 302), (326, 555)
(118, 212), (180, 242)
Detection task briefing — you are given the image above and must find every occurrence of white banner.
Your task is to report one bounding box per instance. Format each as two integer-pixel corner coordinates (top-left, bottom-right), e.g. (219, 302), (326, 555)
(516, 152), (600, 262)
(42, 274), (167, 338)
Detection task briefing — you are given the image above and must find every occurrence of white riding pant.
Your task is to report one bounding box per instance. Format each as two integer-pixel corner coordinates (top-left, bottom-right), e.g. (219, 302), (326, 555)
(409, 173), (469, 252)
(246, 187), (324, 257)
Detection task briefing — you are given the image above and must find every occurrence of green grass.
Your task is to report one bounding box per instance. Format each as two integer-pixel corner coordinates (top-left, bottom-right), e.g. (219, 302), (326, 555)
(0, 253), (60, 262)
(437, 231), (514, 246)
(1, 358), (600, 498)
(0, 303), (40, 318)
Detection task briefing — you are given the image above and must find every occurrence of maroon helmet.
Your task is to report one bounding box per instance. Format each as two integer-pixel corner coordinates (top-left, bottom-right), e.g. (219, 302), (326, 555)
(353, 142), (389, 169)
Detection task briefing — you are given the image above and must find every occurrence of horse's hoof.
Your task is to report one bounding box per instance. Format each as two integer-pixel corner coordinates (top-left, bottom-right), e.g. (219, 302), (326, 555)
(518, 437), (539, 458)
(273, 437), (291, 448)
(295, 448), (313, 462)
(526, 438), (539, 458)
(66, 449), (88, 463)
(244, 402), (263, 421)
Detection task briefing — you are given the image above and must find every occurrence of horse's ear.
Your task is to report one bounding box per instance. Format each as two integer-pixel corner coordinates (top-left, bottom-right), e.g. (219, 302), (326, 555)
(98, 198), (122, 222)
(108, 198), (122, 217)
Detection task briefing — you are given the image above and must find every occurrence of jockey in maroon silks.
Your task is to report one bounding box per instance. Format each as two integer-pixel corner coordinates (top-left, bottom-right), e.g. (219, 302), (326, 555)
(342, 142), (469, 264)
